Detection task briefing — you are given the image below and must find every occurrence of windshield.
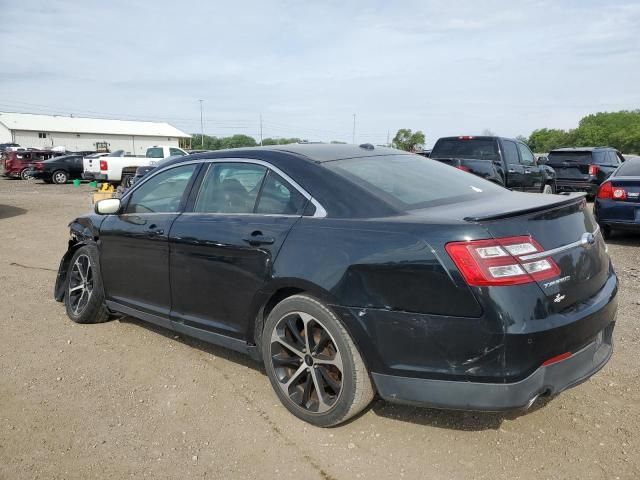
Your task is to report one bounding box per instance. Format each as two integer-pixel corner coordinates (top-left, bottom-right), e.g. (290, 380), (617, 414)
(616, 159), (640, 176)
(325, 154), (505, 209)
(431, 138), (498, 160)
(547, 151), (593, 165)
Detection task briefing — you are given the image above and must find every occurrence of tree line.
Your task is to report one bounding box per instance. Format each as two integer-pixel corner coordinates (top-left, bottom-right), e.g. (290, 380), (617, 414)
(525, 110), (640, 153)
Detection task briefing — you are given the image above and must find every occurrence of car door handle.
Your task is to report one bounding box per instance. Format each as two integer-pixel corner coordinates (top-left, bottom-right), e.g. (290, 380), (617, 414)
(243, 231), (275, 246)
(508, 169), (516, 173)
(147, 224), (164, 236)
(524, 170), (531, 174)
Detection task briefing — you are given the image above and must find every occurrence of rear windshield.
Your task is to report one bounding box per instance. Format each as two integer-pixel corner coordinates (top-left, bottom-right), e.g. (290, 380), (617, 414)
(430, 138), (498, 161)
(146, 147), (164, 158)
(616, 160), (640, 177)
(324, 154), (504, 209)
(547, 151), (595, 165)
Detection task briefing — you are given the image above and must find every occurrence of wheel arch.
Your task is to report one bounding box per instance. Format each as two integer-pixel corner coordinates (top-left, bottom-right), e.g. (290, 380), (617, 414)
(247, 278), (340, 358)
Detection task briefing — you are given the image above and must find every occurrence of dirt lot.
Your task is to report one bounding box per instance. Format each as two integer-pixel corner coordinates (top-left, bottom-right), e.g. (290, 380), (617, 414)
(0, 177), (639, 480)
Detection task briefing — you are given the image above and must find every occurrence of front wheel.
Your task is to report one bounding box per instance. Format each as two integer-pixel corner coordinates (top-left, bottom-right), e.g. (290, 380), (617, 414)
(262, 294), (374, 427)
(64, 245), (111, 324)
(52, 170), (69, 184)
(20, 168), (32, 180)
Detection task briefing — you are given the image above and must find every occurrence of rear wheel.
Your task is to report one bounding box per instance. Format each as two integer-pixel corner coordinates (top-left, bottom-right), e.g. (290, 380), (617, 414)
(52, 170), (68, 184)
(64, 245), (111, 324)
(20, 168), (32, 180)
(542, 183), (554, 194)
(262, 294), (374, 427)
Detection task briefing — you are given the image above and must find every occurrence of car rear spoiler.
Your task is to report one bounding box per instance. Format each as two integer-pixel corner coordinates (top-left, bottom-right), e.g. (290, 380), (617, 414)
(464, 193), (587, 222)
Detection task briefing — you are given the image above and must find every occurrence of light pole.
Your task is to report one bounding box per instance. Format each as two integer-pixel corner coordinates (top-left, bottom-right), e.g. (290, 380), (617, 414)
(199, 99), (204, 148)
(352, 113), (356, 144)
(260, 113), (263, 146)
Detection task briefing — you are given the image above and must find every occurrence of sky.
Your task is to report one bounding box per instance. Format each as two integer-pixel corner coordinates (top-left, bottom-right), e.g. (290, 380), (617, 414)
(0, 0), (639, 147)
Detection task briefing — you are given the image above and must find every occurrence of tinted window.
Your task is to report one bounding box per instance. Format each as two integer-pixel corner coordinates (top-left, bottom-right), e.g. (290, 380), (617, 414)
(256, 171), (306, 215)
(194, 163), (266, 213)
(547, 151), (593, 165)
(325, 154), (504, 209)
(606, 151), (620, 165)
(502, 141), (519, 165)
(616, 159), (640, 176)
(431, 138), (498, 160)
(517, 143), (535, 166)
(169, 148), (185, 157)
(126, 164), (196, 213)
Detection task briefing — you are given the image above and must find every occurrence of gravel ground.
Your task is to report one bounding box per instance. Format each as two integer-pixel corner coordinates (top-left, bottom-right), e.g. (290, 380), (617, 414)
(1, 177), (639, 480)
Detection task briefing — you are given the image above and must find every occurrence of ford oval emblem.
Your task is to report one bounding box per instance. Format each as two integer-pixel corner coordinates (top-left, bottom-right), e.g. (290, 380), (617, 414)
(581, 232), (596, 246)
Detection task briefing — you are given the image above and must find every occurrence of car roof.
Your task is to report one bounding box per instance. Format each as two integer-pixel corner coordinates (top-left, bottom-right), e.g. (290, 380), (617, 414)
(183, 143), (407, 164)
(435, 136), (521, 142)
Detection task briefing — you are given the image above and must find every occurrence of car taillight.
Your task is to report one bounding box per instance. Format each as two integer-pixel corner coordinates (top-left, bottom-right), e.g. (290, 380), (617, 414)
(588, 164), (599, 176)
(445, 236), (561, 286)
(100, 160), (108, 171)
(456, 165), (470, 172)
(597, 181), (627, 200)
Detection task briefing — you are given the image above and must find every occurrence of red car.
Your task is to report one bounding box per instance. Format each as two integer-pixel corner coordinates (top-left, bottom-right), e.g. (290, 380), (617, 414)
(2, 150), (61, 179)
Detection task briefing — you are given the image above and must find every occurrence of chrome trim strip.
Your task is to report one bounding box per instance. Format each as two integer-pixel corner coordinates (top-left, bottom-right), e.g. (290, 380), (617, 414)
(519, 226), (600, 261)
(121, 157), (327, 218)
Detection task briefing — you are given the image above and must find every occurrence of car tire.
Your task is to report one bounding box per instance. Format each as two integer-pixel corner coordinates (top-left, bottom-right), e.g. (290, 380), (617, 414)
(121, 174), (133, 189)
(602, 226), (612, 240)
(20, 168), (31, 180)
(542, 183), (554, 194)
(52, 170), (69, 184)
(64, 245), (111, 324)
(262, 294), (374, 427)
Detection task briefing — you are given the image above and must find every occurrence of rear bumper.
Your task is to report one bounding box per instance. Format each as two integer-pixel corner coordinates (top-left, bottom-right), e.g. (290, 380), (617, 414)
(556, 180), (599, 195)
(595, 199), (640, 230)
(372, 322), (614, 410)
(82, 172), (108, 181)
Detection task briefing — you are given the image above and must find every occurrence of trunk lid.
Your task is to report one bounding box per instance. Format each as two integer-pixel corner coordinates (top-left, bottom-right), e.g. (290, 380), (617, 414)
(472, 194), (608, 312)
(412, 191), (609, 312)
(609, 176), (640, 202)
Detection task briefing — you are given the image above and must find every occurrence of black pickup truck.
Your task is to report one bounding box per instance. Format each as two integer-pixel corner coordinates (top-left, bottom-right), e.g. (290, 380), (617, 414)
(430, 136), (556, 194)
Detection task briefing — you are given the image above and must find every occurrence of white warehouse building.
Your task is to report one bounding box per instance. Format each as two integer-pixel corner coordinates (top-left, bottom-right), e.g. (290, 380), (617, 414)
(0, 112), (190, 154)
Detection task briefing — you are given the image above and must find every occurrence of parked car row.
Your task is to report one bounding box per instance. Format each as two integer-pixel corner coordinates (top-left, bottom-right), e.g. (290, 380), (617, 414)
(1, 145), (187, 185)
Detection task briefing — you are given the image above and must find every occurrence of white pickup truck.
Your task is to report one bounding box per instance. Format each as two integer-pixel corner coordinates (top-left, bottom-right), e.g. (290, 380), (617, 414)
(83, 145), (188, 185)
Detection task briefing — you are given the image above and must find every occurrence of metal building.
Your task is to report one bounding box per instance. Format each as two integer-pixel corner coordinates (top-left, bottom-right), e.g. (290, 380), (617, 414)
(0, 112), (190, 154)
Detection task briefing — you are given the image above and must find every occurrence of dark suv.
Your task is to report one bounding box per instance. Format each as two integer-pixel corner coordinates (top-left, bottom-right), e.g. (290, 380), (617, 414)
(547, 147), (624, 197)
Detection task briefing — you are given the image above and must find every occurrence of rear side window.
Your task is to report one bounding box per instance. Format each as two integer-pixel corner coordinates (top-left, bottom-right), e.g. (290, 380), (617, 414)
(256, 171), (306, 215)
(431, 138), (498, 161)
(616, 160), (640, 176)
(194, 163), (267, 213)
(169, 148), (185, 157)
(325, 154), (504, 209)
(547, 151), (593, 165)
(502, 140), (519, 165)
(126, 164), (196, 213)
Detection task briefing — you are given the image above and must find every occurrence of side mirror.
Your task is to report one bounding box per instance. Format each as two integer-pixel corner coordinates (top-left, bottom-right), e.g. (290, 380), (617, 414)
(537, 156), (548, 165)
(95, 198), (121, 215)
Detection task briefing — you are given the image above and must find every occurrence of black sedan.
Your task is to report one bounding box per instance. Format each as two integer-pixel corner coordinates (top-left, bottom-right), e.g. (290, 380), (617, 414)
(31, 154), (85, 184)
(595, 157), (640, 238)
(54, 144), (617, 426)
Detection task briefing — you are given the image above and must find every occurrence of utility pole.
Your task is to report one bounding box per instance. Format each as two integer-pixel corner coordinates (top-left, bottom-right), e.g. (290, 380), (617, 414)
(199, 99), (204, 148)
(387, 129), (390, 147)
(352, 113), (356, 144)
(260, 113), (263, 146)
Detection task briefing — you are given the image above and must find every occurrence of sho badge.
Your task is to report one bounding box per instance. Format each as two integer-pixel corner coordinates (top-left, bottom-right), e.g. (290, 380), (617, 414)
(553, 293), (566, 303)
(543, 276), (571, 288)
